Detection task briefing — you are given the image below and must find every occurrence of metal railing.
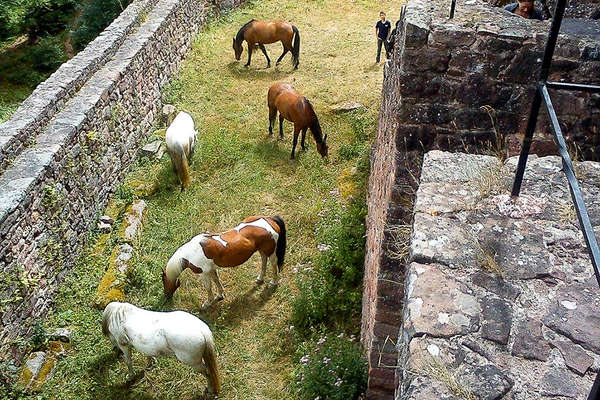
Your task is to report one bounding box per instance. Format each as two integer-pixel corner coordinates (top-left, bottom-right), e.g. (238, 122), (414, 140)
(510, 0), (600, 398)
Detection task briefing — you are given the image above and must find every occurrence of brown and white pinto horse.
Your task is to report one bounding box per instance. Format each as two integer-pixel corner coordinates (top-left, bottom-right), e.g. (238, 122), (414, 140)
(233, 20), (300, 69)
(162, 216), (287, 307)
(268, 82), (328, 159)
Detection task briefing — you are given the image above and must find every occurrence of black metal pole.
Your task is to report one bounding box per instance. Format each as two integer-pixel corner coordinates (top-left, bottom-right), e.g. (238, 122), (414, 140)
(511, 0), (568, 196)
(588, 372), (600, 400)
(547, 81), (600, 93)
(450, 0), (456, 19)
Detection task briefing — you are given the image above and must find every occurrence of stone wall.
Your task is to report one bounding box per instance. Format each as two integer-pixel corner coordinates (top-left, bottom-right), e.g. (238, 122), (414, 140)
(0, 0), (159, 173)
(362, 0), (600, 398)
(484, 0), (600, 19)
(398, 151), (600, 399)
(0, 0), (244, 358)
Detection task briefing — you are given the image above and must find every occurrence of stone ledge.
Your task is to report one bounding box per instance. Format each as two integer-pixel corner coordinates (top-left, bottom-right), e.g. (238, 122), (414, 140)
(397, 151), (600, 399)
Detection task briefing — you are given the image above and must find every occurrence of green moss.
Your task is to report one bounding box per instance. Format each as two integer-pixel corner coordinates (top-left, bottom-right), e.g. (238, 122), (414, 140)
(94, 267), (124, 309)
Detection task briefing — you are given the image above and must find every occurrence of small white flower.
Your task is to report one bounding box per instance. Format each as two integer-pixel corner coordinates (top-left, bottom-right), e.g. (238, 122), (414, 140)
(300, 355), (310, 364)
(323, 357), (331, 365)
(335, 378), (343, 387)
(317, 243), (331, 252)
(317, 337), (327, 346)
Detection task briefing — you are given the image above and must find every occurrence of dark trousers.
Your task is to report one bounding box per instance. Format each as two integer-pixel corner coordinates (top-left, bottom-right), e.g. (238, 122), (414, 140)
(376, 38), (390, 62)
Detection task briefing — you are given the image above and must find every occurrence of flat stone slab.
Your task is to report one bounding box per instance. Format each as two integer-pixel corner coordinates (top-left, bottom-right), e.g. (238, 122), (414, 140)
(405, 263), (480, 340)
(400, 151), (600, 400)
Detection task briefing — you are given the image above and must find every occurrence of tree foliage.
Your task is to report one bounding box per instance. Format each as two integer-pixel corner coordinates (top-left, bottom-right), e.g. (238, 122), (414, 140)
(0, 0), (77, 42)
(74, 0), (131, 51)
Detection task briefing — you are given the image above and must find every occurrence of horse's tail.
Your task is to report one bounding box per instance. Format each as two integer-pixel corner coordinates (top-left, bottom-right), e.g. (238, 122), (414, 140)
(292, 25), (300, 69)
(171, 144), (190, 190)
(271, 215), (287, 271)
(203, 338), (221, 394)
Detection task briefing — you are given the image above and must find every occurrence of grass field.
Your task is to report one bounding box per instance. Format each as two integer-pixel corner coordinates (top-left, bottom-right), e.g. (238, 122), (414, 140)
(19, 0), (402, 398)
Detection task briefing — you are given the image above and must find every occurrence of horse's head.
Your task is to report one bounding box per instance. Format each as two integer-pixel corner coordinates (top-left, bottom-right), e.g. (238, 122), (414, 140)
(162, 267), (180, 298)
(233, 38), (243, 60)
(316, 134), (329, 159)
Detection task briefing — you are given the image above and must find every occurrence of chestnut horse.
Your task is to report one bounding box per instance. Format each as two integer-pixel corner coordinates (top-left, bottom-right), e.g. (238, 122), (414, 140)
(268, 82), (328, 159)
(233, 20), (300, 69)
(162, 216), (287, 307)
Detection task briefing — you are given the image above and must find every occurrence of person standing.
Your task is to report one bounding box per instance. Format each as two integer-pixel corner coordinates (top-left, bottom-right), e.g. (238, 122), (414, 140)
(504, 0), (545, 20)
(375, 11), (391, 63)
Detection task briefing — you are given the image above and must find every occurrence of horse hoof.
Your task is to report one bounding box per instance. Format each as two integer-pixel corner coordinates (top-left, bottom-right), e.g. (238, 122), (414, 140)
(216, 295), (225, 302)
(256, 278), (264, 285)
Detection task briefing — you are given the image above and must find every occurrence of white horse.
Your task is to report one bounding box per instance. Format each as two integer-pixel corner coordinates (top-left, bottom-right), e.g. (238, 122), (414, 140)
(162, 215), (287, 307)
(165, 111), (197, 190)
(101, 301), (220, 395)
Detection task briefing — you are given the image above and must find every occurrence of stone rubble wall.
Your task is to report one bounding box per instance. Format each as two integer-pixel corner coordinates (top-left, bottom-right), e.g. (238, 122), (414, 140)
(398, 150), (600, 399)
(394, 0), (600, 158)
(0, 0), (160, 173)
(362, 0), (600, 398)
(484, 0), (600, 19)
(0, 0), (244, 358)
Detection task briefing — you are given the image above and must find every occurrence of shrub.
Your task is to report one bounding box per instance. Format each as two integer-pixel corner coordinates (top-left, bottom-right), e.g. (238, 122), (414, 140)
(294, 335), (367, 400)
(291, 195), (366, 333)
(27, 36), (66, 72)
(22, 0), (77, 42)
(73, 0), (132, 51)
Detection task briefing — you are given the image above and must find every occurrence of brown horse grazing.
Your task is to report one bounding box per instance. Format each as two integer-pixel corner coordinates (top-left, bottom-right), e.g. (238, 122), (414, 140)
(233, 20), (300, 69)
(162, 216), (287, 307)
(267, 82), (328, 159)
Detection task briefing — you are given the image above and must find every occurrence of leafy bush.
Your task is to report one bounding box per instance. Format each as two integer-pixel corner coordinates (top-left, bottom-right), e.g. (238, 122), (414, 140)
(73, 0), (132, 51)
(291, 195), (366, 333)
(0, 36), (65, 86)
(22, 0), (77, 41)
(27, 36), (66, 71)
(294, 335), (367, 400)
(292, 111), (370, 335)
(0, 0), (26, 41)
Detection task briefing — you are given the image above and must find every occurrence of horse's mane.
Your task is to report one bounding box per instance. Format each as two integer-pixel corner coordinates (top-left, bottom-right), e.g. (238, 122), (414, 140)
(235, 19), (256, 42)
(303, 98), (324, 144)
(102, 302), (130, 336)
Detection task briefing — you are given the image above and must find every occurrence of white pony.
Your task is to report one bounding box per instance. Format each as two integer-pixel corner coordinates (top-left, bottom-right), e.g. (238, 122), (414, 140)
(165, 111), (197, 190)
(101, 301), (220, 395)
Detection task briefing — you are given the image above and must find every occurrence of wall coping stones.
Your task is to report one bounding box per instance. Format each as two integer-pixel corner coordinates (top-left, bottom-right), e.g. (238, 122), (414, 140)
(397, 150), (600, 399)
(0, 0), (245, 359)
(0, 0), (161, 172)
(0, 0), (179, 228)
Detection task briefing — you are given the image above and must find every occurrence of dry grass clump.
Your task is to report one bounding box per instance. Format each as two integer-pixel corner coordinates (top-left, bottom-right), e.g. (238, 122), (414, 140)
(415, 355), (476, 400)
(387, 224), (412, 261)
(464, 159), (508, 199)
(474, 238), (503, 277)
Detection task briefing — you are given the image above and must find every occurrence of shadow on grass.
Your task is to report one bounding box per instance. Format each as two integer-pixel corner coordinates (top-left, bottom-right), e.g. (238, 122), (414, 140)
(86, 350), (153, 400)
(226, 60), (295, 81)
(252, 136), (295, 163)
(204, 283), (277, 328)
